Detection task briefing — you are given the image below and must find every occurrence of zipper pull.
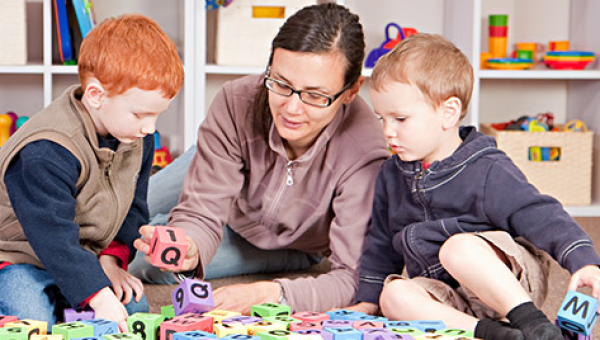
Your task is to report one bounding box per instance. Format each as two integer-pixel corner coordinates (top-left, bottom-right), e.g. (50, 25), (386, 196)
(286, 161), (293, 186)
(105, 163), (112, 178)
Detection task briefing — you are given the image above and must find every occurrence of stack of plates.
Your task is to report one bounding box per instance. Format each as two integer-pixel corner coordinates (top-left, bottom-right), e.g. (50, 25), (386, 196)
(543, 51), (595, 70)
(486, 58), (534, 70)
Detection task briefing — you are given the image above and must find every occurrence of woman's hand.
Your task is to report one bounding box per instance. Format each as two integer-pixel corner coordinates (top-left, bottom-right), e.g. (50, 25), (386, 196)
(568, 265), (600, 313)
(134, 224), (200, 272)
(99, 255), (144, 305)
(213, 281), (281, 315)
(89, 287), (130, 332)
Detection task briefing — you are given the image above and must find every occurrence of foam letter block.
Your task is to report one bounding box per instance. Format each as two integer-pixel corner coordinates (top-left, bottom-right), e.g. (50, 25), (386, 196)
(322, 320), (352, 329)
(256, 330), (291, 340)
(288, 322), (322, 332)
(411, 320), (446, 333)
(287, 333), (323, 340)
(0, 316), (18, 327)
(172, 330), (216, 340)
(161, 305), (176, 320)
(102, 333), (142, 340)
(219, 335), (260, 340)
(377, 335), (415, 340)
(71, 337), (101, 340)
(325, 310), (366, 321)
(31, 335), (64, 340)
(64, 309), (95, 323)
(262, 316), (301, 329)
(360, 328), (393, 340)
(557, 290), (599, 336)
(213, 322), (248, 337)
(222, 317), (261, 325)
(0, 327), (29, 340)
(127, 313), (166, 340)
(81, 319), (119, 337)
(52, 321), (94, 340)
(150, 225), (189, 270)
(172, 279), (215, 316)
(356, 315), (389, 323)
(160, 313), (213, 340)
(291, 312), (330, 323)
(388, 327), (424, 337)
(353, 321), (385, 330)
(203, 311), (241, 324)
(320, 327), (363, 340)
(5, 320), (48, 336)
(246, 321), (286, 336)
(385, 321), (412, 328)
(556, 319), (592, 340)
(434, 328), (474, 338)
(292, 329), (323, 337)
(251, 303), (291, 318)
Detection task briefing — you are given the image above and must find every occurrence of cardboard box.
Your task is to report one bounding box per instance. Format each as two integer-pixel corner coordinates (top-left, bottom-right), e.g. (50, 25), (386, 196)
(480, 123), (593, 206)
(0, 0), (27, 65)
(215, 0), (316, 67)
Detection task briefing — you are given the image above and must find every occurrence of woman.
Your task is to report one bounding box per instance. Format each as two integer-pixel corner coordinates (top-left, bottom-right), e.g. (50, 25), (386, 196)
(130, 3), (389, 314)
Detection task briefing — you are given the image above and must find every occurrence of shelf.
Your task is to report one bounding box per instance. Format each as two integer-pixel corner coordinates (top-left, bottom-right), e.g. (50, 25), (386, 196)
(204, 64), (264, 75)
(479, 69), (600, 80)
(0, 64), (45, 74)
(49, 65), (78, 74)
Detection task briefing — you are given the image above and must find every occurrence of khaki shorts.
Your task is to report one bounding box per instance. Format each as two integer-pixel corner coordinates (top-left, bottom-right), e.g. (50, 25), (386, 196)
(384, 231), (551, 319)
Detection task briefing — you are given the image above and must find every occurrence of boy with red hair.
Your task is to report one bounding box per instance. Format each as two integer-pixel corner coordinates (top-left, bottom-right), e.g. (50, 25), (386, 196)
(0, 13), (183, 332)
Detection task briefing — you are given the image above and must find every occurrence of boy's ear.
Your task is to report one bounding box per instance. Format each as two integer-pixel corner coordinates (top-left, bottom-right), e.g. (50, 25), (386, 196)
(342, 75), (365, 104)
(441, 96), (462, 130)
(82, 80), (106, 110)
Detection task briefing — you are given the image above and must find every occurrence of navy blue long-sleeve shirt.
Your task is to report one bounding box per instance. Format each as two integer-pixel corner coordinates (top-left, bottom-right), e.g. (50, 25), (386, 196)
(3, 134), (153, 306)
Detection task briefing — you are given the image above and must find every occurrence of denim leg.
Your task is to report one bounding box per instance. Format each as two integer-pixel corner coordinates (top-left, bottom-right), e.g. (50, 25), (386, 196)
(147, 146), (195, 218)
(0, 264), (62, 332)
(204, 226), (321, 280)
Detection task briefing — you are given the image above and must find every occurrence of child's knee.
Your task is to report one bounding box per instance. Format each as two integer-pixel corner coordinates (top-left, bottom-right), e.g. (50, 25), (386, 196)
(439, 233), (482, 268)
(380, 279), (422, 316)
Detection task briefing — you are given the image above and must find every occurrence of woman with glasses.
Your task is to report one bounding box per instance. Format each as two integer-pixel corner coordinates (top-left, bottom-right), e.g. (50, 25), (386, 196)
(130, 3), (389, 314)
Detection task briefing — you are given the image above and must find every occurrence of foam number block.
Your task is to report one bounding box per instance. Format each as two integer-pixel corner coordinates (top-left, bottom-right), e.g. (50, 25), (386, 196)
(5, 320), (48, 336)
(320, 327), (363, 340)
(172, 279), (215, 316)
(360, 328), (394, 340)
(149, 225), (189, 270)
(325, 310), (366, 321)
(213, 322), (248, 337)
(0, 316), (18, 327)
(557, 290), (599, 335)
(250, 303), (291, 318)
(262, 316), (301, 330)
(127, 313), (167, 340)
(322, 320), (353, 329)
(172, 330), (216, 340)
(356, 315), (388, 323)
(160, 313), (214, 340)
(52, 322), (94, 340)
(81, 319), (119, 337)
(556, 319), (592, 340)
(353, 321), (385, 329)
(103, 333), (143, 340)
(0, 327), (29, 340)
(161, 305), (176, 320)
(292, 329), (323, 338)
(291, 312), (329, 323)
(64, 308), (95, 323)
(388, 327), (424, 337)
(222, 316), (262, 325)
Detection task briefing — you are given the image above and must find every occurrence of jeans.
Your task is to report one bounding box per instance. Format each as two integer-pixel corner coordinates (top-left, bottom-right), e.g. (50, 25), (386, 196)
(0, 264), (149, 332)
(129, 147), (321, 284)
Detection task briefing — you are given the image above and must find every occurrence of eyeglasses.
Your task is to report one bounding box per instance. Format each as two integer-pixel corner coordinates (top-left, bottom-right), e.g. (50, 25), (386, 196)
(264, 75), (350, 108)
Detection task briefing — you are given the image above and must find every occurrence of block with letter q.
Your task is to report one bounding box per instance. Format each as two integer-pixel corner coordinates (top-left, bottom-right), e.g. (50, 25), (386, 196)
(149, 225), (189, 270)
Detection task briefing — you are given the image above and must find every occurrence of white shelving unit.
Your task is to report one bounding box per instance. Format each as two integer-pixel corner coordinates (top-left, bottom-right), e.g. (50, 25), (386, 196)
(2, 0), (600, 215)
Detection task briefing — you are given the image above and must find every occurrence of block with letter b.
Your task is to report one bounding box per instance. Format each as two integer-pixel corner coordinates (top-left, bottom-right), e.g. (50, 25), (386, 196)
(172, 279), (215, 316)
(150, 225), (189, 270)
(557, 290), (599, 336)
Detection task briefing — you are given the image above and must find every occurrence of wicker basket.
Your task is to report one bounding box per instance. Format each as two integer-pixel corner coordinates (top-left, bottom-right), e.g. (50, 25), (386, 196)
(0, 0), (27, 65)
(480, 123), (593, 206)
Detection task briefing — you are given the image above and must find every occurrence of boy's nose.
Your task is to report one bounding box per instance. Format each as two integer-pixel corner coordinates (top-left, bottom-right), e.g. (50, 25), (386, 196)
(141, 124), (156, 136)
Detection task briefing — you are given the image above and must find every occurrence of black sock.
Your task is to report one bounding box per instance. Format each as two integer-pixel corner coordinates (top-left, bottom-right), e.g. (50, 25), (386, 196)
(475, 318), (525, 340)
(507, 301), (562, 340)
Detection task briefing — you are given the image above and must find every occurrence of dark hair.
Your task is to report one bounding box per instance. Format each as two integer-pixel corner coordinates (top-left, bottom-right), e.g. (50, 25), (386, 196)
(252, 3), (365, 140)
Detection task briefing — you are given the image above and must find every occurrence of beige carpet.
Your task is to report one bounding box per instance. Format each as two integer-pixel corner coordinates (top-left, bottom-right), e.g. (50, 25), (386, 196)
(144, 217), (600, 337)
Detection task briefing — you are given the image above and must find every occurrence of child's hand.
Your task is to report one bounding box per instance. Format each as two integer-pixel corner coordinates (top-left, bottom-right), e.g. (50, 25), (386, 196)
(99, 255), (144, 305)
(338, 301), (380, 315)
(89, 287), (130, 332)
(134, 224), (200, 272)
(568, 264), (600, 312)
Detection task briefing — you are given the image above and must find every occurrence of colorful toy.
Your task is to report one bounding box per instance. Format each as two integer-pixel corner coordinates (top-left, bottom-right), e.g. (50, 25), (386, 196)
(0, 315), (18, 327)
(5, 319), (47, 336)
(161, 313), (214, 340)
(488, 14), (508, 58)
(81, 318), (119, 337)
(365, 23), (417, 68)
(149, 225), (189, 270)
(543, 51), (595, 70)
(565, 119), (588, 132)
(16, 116), (28, 130)
(51, 321), (94, 339)
(0, 113), (13, 148)
(128, 313), (167, 340)
(152, 131), (173, 172)
(251, 303), (291, 318)
(486, 57), (533, 70)
(63, 308), (94, 323)
(172, 279), (215, 316)
(206, 0), (233, 11)
(557, 290), (599, 336)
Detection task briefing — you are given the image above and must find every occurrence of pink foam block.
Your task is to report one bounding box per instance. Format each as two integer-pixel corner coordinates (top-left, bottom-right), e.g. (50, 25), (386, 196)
(150, 226), (189, 270)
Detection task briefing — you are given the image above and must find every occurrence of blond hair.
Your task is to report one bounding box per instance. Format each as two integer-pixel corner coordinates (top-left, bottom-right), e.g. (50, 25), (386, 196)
(371, 33), (473, 119)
